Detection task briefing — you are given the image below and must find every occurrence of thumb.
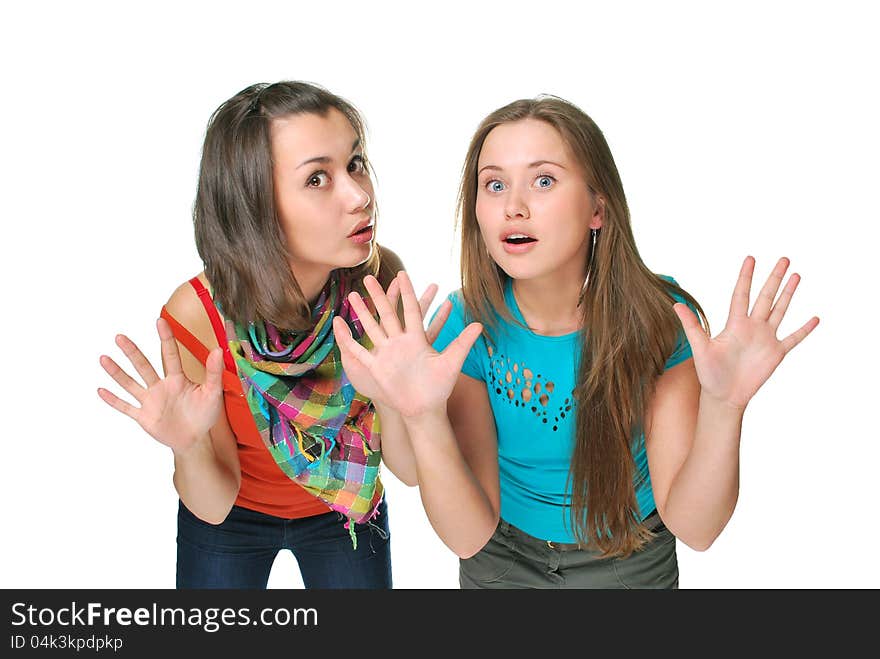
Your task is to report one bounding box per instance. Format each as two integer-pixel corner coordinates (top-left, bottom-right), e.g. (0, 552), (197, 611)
(672, 303), (708, 356)
(441, 322), (483, 373)
(333, 316), (373, 366)
(204, 347), (225, 398)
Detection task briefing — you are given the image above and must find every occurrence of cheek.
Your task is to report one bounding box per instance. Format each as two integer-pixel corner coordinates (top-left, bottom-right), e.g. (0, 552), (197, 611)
(543, 192), (591, 238)
(277, 199), (334, 250)
(475, 195), (500, 230)
(474, 212), (495, 246)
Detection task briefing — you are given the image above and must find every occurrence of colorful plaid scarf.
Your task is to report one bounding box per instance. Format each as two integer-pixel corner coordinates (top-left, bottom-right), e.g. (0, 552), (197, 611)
(225, 272), (383, 546)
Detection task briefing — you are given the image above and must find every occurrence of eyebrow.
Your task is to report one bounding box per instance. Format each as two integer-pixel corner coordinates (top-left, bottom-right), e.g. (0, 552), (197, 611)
(296, 138), (362, 169)
(477, 159), (566, 175)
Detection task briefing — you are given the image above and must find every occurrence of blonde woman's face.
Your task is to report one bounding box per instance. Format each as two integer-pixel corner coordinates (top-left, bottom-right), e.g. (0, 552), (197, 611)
(270, 109), (375, 297)
(475, 118), (602, 283)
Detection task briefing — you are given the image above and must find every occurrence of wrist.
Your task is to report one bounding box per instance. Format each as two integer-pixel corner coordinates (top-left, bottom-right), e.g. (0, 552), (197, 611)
(401, 406), (449, 432)
(172, 432), (213, 462)
(699, 390), (747, 418)
(373, 400), (399, 418)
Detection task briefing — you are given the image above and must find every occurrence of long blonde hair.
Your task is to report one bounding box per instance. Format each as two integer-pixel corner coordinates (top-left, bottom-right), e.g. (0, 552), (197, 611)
(457, 96), (708, 557)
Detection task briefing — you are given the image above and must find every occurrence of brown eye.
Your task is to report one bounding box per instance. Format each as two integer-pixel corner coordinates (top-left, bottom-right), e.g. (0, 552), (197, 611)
(307, 171), (329, 188)
(348, 155), (366, 175)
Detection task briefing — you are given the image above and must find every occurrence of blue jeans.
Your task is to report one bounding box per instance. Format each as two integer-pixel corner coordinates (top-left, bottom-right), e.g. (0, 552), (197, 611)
(176, 498), (392, 589)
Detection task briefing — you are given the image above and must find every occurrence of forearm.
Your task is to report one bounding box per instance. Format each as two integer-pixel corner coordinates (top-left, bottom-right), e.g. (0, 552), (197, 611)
(404, 409), (498, 558)
(662, 393), (744, 551)
(172, 434), (240, 525)
(374, 402), (418, 486)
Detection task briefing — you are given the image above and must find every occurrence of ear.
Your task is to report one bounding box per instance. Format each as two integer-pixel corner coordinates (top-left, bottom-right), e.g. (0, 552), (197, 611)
(589, 195), (605, 230)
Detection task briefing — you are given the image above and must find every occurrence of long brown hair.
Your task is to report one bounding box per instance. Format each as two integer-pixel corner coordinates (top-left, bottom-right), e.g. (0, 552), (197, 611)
(193, 81), (390, 331)
(457, 96), (708, 557)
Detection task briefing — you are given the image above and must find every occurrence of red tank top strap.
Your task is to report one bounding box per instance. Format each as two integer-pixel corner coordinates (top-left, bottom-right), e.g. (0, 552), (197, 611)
(188, 277), (237, 373)
(159, 306), (209, 363)
(160, 305), (243, 394)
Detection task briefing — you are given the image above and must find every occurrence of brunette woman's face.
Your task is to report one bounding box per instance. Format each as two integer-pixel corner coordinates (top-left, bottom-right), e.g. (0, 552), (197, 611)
(475, 118), (602, 282)
(270, 109), (375, 289)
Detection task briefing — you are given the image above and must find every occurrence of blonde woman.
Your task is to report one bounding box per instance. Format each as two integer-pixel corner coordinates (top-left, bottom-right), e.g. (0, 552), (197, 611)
(333, 96), (818, 589)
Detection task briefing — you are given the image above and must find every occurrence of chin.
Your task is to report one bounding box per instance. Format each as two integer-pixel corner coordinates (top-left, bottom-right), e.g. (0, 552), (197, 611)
(493, 255), (545, 281)
(341, 242), (374, 269)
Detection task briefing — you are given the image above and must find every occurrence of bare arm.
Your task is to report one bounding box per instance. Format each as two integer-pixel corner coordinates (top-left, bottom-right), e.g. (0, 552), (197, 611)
(369, 246), (420, 486)
(647, 256), (818, 550)
(332, 271), (495, 558)
(645, 358), (742, 550)
(374, 291), (454, 487)
(373, 402), (418, 486)
(403, 374), (500, 558)
(98, 278), (241, 525)
(165, 281), (241, 524)
(340, 248), (453, 487)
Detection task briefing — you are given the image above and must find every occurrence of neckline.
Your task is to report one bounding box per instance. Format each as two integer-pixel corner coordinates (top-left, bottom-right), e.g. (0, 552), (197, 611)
(503, 279), (580, 343)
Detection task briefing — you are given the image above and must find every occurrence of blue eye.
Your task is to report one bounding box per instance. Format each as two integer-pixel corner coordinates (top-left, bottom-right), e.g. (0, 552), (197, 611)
(486, 180), (505, 193)
(536, 175), (555, 189)
(348, 155), (367, 175)
(307, 171), (329, 188)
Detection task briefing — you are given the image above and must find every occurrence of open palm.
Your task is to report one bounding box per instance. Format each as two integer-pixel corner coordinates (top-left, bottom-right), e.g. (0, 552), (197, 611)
(335, 277), (450, 404)
(98, 318), (225, 454)
(332, 272), (483, 419)
(674, 256), (819, 409)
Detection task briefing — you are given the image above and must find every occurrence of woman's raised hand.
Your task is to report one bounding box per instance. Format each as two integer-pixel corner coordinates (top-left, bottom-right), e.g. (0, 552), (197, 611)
(673, 256), (819, 410)
(332, 271), (483, 419)
(97, 317), (225, 455)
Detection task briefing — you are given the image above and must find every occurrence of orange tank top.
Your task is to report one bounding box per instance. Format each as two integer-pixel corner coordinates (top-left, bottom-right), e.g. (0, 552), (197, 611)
(160, 277), (331, 520)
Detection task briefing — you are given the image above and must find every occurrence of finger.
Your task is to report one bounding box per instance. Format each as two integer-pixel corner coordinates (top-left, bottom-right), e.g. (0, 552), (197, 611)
(99, 354), (146, 403)
(672, 303), (709, 357)
(363, 275), (403, 337)
(115, 333), (161, 386)
(442, 322), (483, 373)
(96, 386), (140, 420)
(781, 316), (820, 354)
(418, 283), (439, 319)
(157, 317), (184, 377)
(386, 276), (402, 322)
(425, 299), (453, 345)
(728, 256), (755, 319)
(203, 348), (225, 398)
(767, 272), (800, 329)
(347, 290), (388, 346)
(397, 271), (427, 334)
(750, 257), (790, 320)
(332, 316), (375, 366)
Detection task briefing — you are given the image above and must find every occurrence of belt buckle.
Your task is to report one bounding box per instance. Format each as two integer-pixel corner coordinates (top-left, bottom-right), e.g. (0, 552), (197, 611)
(547, 539), (582, 551)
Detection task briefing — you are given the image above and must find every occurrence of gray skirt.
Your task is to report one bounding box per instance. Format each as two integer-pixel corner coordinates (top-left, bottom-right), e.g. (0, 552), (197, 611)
(460, 512), (678, 589)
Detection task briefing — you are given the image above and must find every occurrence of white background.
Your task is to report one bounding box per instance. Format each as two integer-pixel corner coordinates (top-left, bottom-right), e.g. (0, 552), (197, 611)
(2, 1), (877, 589)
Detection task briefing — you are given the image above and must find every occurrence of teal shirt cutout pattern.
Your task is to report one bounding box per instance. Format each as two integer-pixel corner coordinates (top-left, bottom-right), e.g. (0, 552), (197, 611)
(430, 275), (696, 543)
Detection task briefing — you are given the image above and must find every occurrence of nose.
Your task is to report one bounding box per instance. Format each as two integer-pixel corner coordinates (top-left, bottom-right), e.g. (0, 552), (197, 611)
(342, 175), (371, 214)
(504, 188), (529, 220)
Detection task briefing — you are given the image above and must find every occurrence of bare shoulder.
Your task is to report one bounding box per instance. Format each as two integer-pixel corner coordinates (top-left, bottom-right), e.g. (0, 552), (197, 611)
(163, 272), (220, 351)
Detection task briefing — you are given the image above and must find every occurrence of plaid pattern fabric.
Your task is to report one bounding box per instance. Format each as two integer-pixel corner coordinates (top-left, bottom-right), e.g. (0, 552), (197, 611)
(225, 273), (383, 542)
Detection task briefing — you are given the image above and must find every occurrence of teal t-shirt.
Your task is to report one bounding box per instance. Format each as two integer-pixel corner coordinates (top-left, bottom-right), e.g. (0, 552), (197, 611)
(431, 276), (695, 543)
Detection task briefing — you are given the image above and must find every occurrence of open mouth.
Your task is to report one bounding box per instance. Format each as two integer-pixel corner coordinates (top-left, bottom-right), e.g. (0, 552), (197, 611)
(503, 233), (537, 245)
(348, 220), (374, 238)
